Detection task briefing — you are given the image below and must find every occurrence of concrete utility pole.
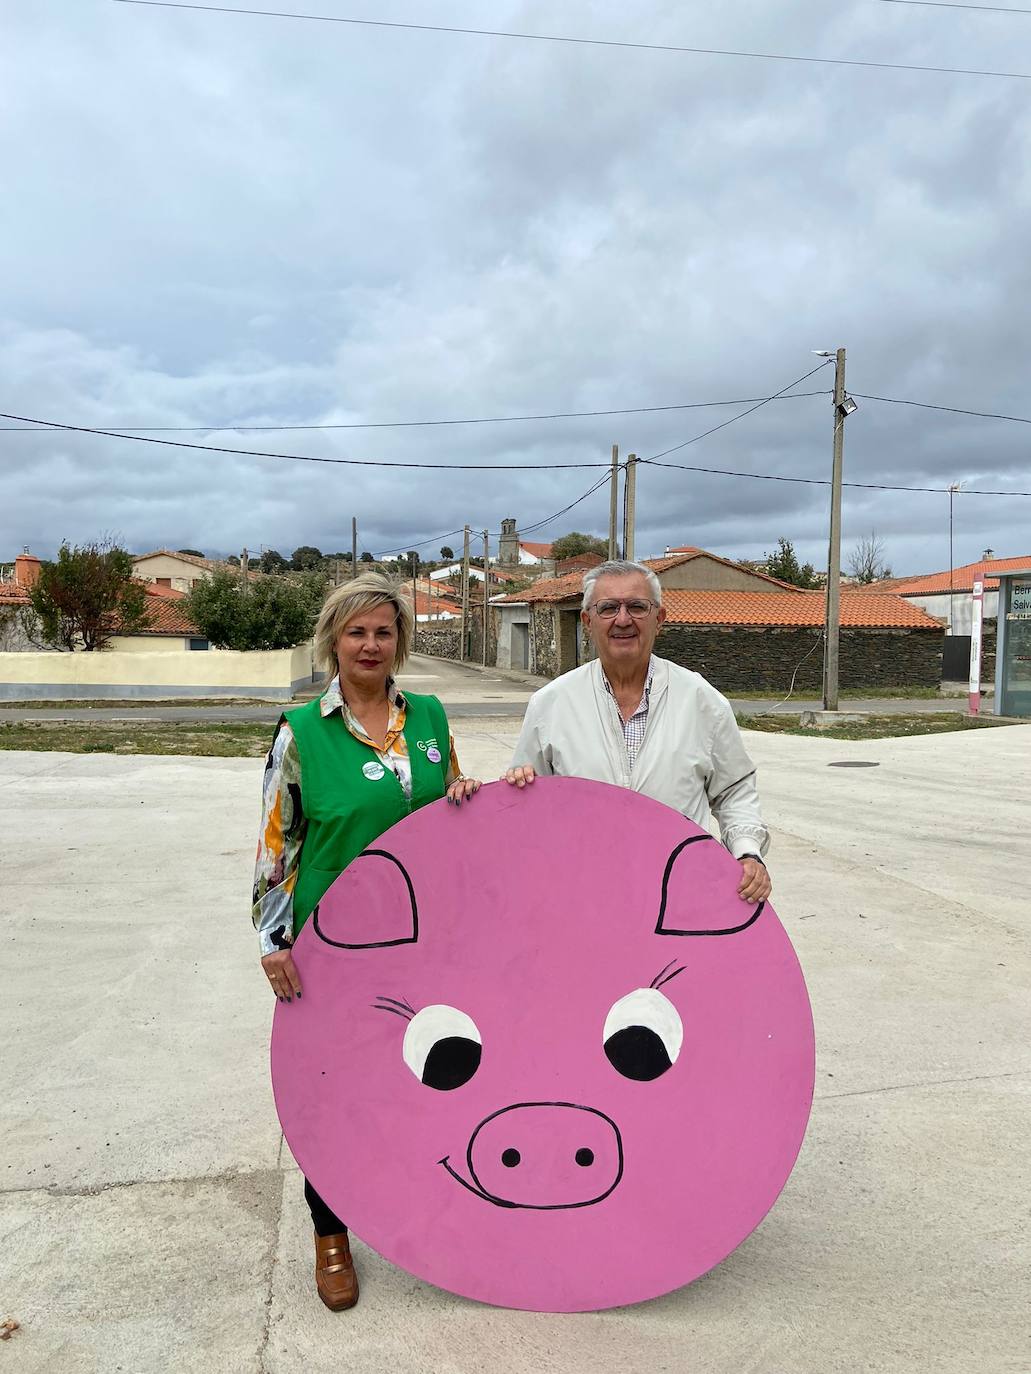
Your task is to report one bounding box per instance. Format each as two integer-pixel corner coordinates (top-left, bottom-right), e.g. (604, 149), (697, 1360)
(482, 528), (490, 666)
(351, 517), (357, 577)
(608, 444), (620, 559)
(822, 348), (847, 712)
(461, 524), (471, 662)
(623, 454), (637, 561)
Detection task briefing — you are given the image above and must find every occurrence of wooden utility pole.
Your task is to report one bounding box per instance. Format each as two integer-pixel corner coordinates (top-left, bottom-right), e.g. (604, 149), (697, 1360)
(608, 444), (619, 559)
(823, 348), (847, 712)
(460, 524), (471, 662)
(240, 547), (249, 593)
(351, 517), (358, 576)
(410, 552), (418, 651)
(622, 455), (637, 561)
(482, 528), (489, 666)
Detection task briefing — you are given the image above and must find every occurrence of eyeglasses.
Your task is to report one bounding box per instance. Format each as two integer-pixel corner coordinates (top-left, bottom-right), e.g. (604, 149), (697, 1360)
(587, 598), (659, 619)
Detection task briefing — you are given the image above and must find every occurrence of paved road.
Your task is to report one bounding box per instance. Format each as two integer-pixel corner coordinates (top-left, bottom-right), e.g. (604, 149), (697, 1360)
(2, 719), (1027, 1371)
(0, 653), (998, 721)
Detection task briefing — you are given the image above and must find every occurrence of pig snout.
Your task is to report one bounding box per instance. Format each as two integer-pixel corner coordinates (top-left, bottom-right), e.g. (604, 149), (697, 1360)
(467, 1103), (624, 1209)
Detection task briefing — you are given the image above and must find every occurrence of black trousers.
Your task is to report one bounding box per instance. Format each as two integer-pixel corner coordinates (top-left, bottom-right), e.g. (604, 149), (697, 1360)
(304, 1178), (347, 1238)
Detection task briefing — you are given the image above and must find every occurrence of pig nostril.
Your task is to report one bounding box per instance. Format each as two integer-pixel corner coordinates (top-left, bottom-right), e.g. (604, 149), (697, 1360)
(501, 1148), (521, 1168)
(575, 1148), (595, 1167)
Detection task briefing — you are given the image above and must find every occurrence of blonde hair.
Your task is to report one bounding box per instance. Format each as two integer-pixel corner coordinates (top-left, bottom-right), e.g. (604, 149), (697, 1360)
(313, 573), (414, 677)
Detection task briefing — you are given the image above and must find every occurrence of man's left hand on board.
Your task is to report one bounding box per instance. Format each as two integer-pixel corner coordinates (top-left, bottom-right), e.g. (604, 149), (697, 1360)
(737, 856), (771, 904)
(446, 776), (481, 807)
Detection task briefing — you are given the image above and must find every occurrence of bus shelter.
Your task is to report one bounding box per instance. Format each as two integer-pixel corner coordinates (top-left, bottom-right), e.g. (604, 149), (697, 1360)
(994, 569), (1031, 717)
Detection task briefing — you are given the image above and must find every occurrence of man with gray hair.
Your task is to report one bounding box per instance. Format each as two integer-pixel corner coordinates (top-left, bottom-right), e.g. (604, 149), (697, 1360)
(505, 558), (770, 904)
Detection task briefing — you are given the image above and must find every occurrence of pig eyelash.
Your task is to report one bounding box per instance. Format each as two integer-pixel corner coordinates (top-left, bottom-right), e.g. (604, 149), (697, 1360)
(649, 961), (685, 991)
(373, 996), (415, 1021)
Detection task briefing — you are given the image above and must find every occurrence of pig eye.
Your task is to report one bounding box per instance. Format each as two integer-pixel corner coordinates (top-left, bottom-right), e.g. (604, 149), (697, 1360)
(603, 988), (683, 1082)
(402, 1005), (482, 1091)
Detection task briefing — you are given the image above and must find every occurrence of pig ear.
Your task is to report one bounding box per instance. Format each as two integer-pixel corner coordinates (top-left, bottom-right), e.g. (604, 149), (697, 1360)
(312, 848), (418, 950)
(656, 836), (763, 937)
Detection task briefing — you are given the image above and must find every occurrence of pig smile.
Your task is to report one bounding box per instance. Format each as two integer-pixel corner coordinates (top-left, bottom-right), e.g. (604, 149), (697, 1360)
(439, 1101), (624, 1210)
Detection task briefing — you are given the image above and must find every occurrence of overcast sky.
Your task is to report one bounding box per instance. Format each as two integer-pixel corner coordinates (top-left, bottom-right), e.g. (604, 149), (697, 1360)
(3, 0), (1030, 574)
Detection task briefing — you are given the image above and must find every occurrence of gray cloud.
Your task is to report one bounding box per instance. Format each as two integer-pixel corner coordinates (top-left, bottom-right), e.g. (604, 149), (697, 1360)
(2, 0), (1029, 576)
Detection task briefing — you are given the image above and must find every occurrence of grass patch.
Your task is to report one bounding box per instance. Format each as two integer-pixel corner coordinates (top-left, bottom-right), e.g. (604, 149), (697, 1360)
(737, 712), (1020, 741)
(728, 684), (950, 701)
(0, 697), (284, 711)
(0, 720), (275, 757)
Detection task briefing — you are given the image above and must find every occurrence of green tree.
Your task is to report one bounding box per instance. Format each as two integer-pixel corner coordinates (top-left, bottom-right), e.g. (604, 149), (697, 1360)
(25, 541), (151, 651)
(550, 531), (608, 561)
(185, 569), (327, 650)
(763, 538), (819, 589)
(359, 551), (375, 563)
(259, 548), (289, 574)
(177, 548), (206, 558)
(440, 545), (455, 561)
(291, 545), (323, 571)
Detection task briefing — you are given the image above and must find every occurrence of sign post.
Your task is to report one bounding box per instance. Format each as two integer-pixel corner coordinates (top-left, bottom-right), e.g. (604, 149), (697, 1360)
(968, 578), (985, 716)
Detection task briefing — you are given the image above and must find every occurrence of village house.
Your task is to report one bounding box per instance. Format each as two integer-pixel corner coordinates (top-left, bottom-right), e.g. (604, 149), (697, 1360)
(494, 547), (943, 689)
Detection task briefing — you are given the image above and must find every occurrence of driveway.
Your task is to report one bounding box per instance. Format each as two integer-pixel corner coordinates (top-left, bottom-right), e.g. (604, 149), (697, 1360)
(1, 719), (1027, 1371)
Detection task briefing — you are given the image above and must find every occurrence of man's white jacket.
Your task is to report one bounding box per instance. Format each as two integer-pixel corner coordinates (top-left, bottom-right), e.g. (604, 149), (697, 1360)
(512, 656), (769, 860)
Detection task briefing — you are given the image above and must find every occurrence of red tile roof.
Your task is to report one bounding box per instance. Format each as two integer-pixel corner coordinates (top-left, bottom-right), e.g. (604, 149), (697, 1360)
(499, 571), (584, 604)
(519, 540), (553, 559)
(134, 586), (198, 636)
(648, 549), (803, 591)
(662, 590), (943, 629)
(859, 556), (1031, 597)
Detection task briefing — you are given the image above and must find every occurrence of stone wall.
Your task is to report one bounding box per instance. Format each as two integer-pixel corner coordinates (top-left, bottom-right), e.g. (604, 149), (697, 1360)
(414, 624), (461, 661)
(467, 605), (498, 667)
(531, 605), (558, 678)
(656, 624), (945, 693)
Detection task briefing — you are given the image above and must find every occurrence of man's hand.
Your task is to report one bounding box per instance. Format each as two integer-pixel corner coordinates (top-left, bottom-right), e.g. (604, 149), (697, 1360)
(262, 948), (302, 1002)
(446, 776), (481, 806)
(737, 856), (771, 904)
(503, 766), (536, 788)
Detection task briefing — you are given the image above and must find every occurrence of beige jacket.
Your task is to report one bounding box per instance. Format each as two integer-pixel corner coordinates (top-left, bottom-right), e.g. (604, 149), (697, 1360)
(512, 656), (769, 860)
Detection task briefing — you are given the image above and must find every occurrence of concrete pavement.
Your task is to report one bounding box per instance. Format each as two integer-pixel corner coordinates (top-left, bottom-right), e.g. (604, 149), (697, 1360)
(1, 717), (1028, 1372)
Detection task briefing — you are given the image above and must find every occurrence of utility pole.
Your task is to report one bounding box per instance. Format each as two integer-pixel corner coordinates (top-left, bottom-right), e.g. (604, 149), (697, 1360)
(823, 347), (847, 712)
(622, 454), (637, 561)
(948, 483), (961, 634)
(482, 528), (489, 666)
(410, 551), (419, 651)
(351, 517), (357, 577)
(461, 524), (471, 662)
(608, 444), (619, 559)
(240, 547), (249, 594)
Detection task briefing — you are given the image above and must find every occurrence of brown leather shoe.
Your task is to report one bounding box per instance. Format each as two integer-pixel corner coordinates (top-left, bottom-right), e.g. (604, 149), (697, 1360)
(314, 1231), (359, 1311)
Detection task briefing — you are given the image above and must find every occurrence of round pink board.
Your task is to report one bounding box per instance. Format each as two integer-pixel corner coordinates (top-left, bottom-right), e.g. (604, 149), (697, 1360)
(271, 777), (815, 1312)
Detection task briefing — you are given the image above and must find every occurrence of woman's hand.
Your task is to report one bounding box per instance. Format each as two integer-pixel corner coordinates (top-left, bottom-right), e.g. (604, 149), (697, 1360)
(446, 776), (481, 806)
(502, 765), (536, 788)
(262, 949), (303, 1002)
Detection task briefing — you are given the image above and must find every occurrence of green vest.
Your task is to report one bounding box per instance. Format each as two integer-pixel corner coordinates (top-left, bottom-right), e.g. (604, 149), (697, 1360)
(287, 690), (450, 930)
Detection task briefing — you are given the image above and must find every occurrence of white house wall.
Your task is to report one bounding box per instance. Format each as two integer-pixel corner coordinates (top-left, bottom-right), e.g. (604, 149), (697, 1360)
(905, 590), (998, 634)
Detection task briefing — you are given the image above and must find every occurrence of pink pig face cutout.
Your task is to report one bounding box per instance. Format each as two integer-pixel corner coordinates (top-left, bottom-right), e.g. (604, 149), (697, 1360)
(271, 777), (815, 1313)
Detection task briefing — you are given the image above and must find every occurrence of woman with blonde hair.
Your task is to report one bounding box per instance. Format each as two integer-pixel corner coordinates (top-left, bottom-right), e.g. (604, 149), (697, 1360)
(252, 572), (479, 1311)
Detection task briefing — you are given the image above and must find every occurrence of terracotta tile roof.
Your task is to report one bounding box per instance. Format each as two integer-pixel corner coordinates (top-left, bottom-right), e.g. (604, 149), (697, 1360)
(499, 571), (584, 605)
(859, 556), (1031, 597)
(135, 587), (199, 636)
(519, 540), (553, 559)
(143, 581), (187, 600)
(662, 590), (943, 629)
(647, 549), (803, 591)
(0, 585), (30, 606)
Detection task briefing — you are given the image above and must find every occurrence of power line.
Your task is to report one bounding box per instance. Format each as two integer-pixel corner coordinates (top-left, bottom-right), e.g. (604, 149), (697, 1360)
(112, 0), (1031, 80)
(0, 410), (609, 470)
(376, 471), (612, 557)
(874, 0), (1031, 14)
(0, 392), (830, 435)
(854, 392), (1031, 423)
(644, 360), (834, 463)
(641, 456), (1031, 497)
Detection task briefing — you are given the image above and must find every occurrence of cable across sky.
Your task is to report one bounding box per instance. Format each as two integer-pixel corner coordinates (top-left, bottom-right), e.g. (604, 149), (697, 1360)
(112, 0), (1031, 80)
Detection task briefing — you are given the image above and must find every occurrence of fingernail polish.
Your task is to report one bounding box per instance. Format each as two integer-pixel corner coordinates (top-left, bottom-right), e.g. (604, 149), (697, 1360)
(296, 991), (302, 999)
(286, 996), (292, 1003)
(278, 996), (284, 1002)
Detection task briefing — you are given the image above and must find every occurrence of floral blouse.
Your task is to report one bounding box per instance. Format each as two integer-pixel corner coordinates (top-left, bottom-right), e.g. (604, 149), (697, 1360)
(251, 675), (460, 956)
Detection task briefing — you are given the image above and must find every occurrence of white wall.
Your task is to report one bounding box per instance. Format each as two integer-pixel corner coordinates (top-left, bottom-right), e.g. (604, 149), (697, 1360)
(906, 590), (998, 635)
(0, 641), (315, 701)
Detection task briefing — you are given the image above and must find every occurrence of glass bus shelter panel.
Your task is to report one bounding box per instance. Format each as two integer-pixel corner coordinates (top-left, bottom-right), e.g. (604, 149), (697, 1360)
(999, 578), (1031, 717)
